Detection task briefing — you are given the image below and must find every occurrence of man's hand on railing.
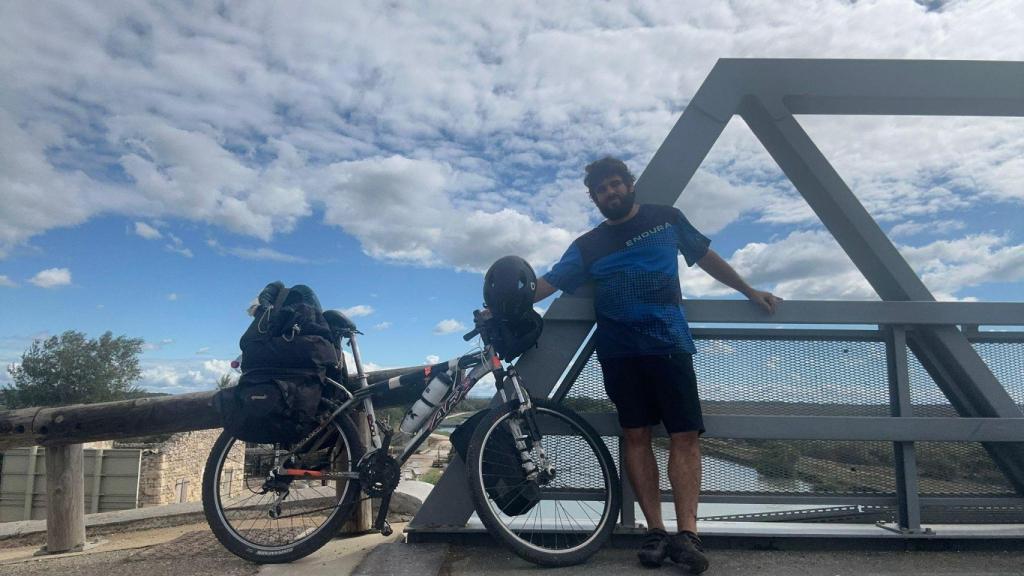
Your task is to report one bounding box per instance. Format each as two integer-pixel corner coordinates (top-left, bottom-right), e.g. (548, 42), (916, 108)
(746, 289), (783, 315)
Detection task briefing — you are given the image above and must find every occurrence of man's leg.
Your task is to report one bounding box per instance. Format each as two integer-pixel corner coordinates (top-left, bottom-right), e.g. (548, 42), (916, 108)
(667, 430), (701, 533)
(624, 425), (676, 567)
(622, 426), (663, 530)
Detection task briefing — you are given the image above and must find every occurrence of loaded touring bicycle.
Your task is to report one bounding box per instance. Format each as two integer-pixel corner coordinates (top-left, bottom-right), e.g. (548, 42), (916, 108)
(204, 259), (621, 566)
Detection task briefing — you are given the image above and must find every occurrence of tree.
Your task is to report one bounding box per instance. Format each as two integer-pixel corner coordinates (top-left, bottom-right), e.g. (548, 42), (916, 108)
(217, 373), (237, 389)
(3, 331), (145, 408)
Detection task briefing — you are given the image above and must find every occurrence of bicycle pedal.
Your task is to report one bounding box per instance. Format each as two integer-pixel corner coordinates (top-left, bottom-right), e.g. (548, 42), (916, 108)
(380, 520), (393, 537)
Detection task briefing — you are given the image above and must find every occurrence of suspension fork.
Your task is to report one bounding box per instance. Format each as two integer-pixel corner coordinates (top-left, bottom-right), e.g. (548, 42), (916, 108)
(502, 367), (554, 481)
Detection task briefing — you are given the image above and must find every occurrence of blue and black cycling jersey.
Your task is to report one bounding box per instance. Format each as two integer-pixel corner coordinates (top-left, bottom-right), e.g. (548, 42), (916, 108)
(543, 204), (710, 359)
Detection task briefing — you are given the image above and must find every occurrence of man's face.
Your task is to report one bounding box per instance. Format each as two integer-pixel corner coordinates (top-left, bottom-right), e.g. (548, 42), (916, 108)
(591, 175), (635, 220)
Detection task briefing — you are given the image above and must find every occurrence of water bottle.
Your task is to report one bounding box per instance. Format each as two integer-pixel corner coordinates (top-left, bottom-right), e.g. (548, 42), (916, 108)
(400, 371), (454, 434)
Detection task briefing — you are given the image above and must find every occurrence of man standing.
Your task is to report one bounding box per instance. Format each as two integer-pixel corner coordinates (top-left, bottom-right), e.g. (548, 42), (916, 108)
(533, 157), (781, 572)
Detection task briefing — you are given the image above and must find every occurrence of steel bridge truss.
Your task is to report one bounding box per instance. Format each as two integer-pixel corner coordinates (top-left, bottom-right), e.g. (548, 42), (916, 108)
(409, 60), (1024, 538)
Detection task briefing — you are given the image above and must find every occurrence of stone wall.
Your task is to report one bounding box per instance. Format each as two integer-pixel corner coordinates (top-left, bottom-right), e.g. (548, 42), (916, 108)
(136, 429), (242, 507)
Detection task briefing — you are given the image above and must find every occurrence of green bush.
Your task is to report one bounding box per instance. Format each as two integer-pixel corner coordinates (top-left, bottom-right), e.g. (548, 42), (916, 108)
(420, 468), (443, 485)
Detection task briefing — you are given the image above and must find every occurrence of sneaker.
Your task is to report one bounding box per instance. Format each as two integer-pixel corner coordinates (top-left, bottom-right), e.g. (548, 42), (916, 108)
(669, 531), (709, 574)
(637, 528), (671, 567)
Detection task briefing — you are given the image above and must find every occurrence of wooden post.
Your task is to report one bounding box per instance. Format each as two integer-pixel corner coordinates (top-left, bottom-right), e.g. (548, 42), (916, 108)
(23, 446), (39, 520)
(44, 443), (86, 553)
(341, 413), (372, 533)
(90, 448), (105, 514)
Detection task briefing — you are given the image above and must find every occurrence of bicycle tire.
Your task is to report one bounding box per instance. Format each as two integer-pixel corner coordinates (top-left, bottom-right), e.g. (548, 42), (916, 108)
(466, 399), (621, 567)
(202, 414), (364, 563)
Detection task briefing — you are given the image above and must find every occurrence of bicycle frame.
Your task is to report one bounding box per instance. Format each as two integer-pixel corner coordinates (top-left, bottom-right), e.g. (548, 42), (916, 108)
(277, 328), (538, 480)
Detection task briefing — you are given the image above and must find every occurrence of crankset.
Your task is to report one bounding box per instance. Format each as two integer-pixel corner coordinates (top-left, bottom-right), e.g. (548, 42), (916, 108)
(357, 429), (401, 536)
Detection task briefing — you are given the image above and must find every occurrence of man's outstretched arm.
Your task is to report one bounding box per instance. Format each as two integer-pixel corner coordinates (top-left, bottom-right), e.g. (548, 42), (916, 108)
(534, 277), (558, 303)
(696, 249), (782, 314)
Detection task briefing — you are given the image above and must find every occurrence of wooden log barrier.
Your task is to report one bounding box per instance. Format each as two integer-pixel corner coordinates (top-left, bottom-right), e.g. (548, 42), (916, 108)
(0, 392), (222, 450)
(0, 365), (428, 450)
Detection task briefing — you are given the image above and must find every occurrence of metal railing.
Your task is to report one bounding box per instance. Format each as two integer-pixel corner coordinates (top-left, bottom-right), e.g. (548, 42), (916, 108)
(549, 299), (1024, 533)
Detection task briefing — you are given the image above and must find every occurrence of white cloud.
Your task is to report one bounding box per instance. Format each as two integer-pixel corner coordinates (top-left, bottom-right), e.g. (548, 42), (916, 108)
(140, 363), (207, 394)
(340, 305), (374, 318)
(374, 321), (392, 331)
(203, 359), (234, 375)
(166, 245), (194, 258)
(196, 346), (211, 355)
(167, 293), (178, 301)
(889, 219), (966, 239)
(680, 230), (877, 301)
(143, 338), (175, 352)
(139, 358), (240, 394)
(341, 350), (383, 374)
(467, 372), (496, 398)
(0, 275), (16, 287)
(433, 319), (466, 335)
(133, 221), (162, 240)
(29, 267), (71, 288)
(0, 0), (1021, 284)
(425, 354), (440, 365)
(164, 233), (193, 258)
(207, 239), (307, 263)
(900, 233), (1024, 300)
(683, 229), (1024, 302)
(317, 155), (574, 272)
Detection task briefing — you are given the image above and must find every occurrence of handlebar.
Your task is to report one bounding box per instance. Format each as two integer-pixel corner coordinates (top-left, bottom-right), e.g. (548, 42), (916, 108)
(463, 308), (491, 341)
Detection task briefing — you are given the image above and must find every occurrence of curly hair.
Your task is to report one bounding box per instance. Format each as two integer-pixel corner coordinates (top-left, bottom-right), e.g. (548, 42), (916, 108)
(584, 156), (635, 196)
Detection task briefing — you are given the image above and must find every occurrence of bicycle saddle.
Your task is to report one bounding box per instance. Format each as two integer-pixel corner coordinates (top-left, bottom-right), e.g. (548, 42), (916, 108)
(324, 309), (358, 337)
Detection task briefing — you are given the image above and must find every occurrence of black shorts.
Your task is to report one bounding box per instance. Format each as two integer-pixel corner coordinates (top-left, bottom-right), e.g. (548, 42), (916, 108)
(598, 353), (704, 435)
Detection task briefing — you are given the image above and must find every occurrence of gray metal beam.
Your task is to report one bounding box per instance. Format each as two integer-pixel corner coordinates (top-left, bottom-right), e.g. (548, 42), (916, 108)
(546, 298), (1024, 326)
(635, 60), (737, 211)
(721, 59), (1024, 117)
(736, 92), (1024, 492)
(887, 327), (923, 532)
(574, 413), (1024, 442)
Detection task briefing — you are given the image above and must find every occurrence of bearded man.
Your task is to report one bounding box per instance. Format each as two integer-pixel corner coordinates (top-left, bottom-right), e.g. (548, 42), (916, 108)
(533, 156), (781, 572)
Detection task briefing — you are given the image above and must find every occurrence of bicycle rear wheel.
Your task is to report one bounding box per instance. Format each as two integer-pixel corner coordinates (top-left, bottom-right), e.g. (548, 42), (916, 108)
(202, 415), (364, 563)
(466, 399), (621, 567)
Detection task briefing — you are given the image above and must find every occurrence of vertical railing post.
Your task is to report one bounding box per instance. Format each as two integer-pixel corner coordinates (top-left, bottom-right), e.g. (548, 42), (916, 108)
(618, 441), (637, 528)
(44, 443), (86, 553)
(885, 326), (924, 533)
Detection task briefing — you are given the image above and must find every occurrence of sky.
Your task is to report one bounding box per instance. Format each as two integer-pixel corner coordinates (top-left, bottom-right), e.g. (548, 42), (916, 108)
(2, 0), (1023, 397)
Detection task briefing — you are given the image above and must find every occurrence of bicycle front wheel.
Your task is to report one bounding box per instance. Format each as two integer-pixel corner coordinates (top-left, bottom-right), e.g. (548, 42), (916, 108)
(466, 399), (621, 567)
(202, 415), (364, 563)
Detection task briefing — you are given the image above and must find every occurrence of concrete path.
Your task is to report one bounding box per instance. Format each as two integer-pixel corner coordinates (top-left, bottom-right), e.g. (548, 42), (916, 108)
(0, 521), (405, 576)
(430, 542), (1024, 576)
(4, 521), (1024, 576)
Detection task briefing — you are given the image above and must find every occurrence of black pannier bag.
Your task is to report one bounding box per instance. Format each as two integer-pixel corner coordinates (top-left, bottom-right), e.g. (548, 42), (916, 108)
(217, 281), (341, 443)
(451, 410), (541, 517)
(221, 371), (323, 444)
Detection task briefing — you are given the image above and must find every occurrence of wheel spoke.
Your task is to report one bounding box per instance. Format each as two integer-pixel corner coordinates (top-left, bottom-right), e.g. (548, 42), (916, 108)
(469, 401), (620, 566)
(204, 418), (363, 562)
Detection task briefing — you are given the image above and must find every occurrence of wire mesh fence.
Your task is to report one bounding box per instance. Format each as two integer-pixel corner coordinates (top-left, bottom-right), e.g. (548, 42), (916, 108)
(558, 330), (1023, 521)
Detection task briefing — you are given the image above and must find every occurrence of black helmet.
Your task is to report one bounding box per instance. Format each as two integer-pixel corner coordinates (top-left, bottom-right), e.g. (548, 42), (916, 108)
(483, 255), (537, 319)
